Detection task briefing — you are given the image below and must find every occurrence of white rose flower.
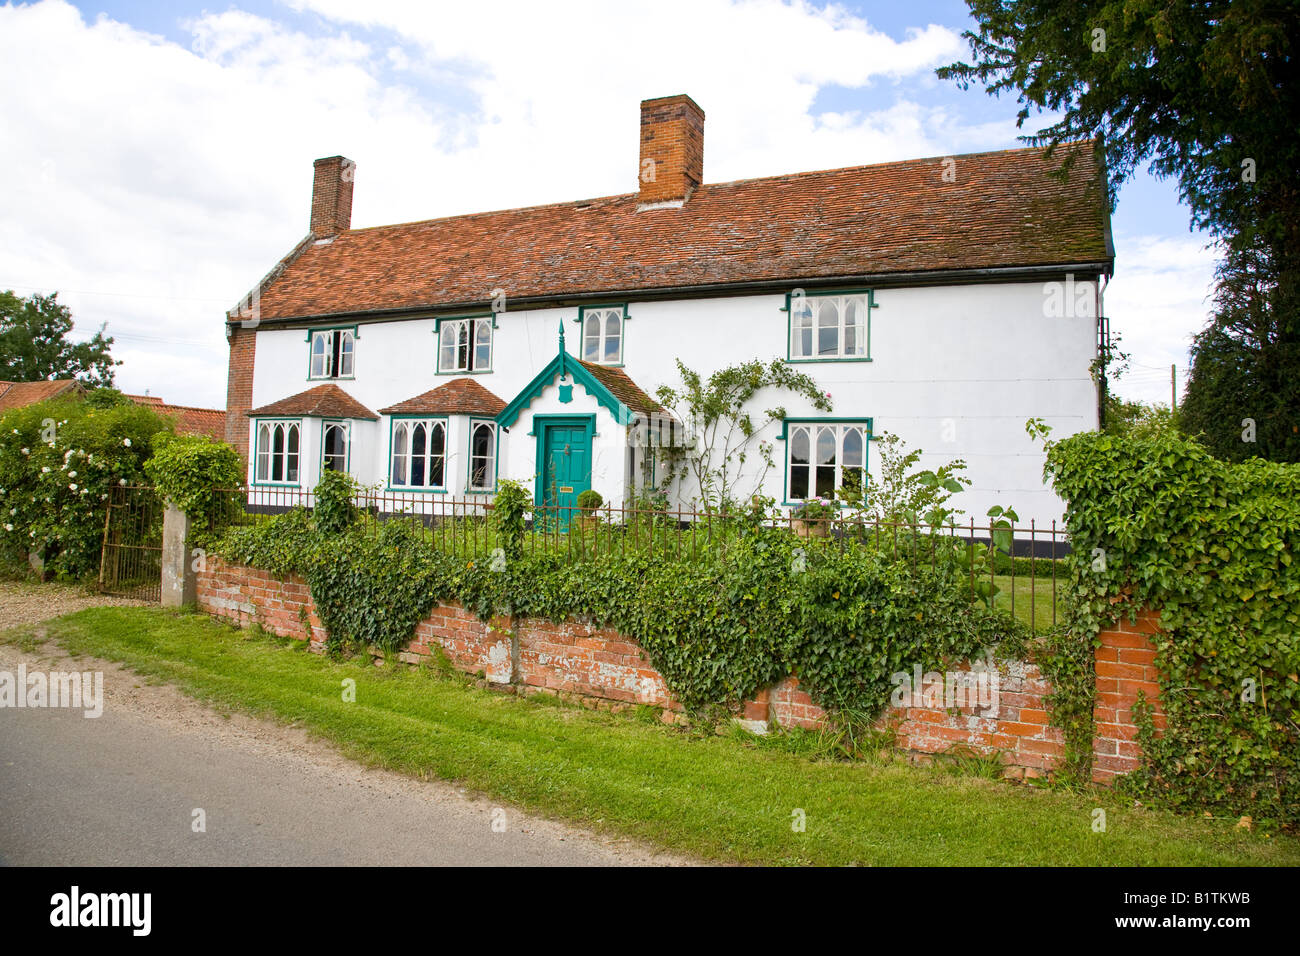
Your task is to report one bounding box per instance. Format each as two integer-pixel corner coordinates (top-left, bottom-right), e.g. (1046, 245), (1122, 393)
(42, 466), (50, 473)
(20, 448), (29, 455)
(123, 438), (132, 447)
(69, 483), (77, 490)
(68, 471), (77, 478)
(3, 524), (12, 532)
(119, 478), (127, 485)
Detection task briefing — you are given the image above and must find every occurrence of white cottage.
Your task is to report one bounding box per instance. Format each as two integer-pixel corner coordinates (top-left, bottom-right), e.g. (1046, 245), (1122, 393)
(225, 94), (1113, 528)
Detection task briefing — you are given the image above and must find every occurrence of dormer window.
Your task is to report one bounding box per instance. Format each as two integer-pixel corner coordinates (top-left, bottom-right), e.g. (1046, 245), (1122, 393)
(787, 291), (873, 361)
(438, 317), (493, 373)
(309, 328), (355, 379)
(580, 306), (625, 365)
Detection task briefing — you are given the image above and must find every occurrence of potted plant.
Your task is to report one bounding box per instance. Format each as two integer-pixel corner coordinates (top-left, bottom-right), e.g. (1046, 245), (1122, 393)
(791, 497), (834, 538)
(574, 489), (604, 531)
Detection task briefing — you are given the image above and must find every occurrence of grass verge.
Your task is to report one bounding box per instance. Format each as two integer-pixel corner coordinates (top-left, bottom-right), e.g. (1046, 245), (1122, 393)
(21, 605), (1300, 866)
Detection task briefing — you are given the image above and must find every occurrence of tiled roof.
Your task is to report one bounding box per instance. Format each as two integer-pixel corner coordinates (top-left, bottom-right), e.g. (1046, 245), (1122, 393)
(579, 362), (664, 416)
(250, 142), (1111, 321)
(160, 404), (227, 441)
(0, 380), (83, 412)
(246, 384), (378, 420)
(124, 394), (227, 441)
(379, 378), (506, 416)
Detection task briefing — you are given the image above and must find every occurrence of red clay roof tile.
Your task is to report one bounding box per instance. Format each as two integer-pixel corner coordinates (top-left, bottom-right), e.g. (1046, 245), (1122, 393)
(0, 380), (83, 412)
(249, 143), (1111, 321)
(379, 378), (506, 416)
(246, 384), (378, 420)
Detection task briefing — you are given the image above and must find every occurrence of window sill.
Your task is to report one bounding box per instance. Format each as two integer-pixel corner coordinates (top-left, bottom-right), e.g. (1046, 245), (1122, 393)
(435, 369), (494, 376)
(784, 357), (873, 364)
(383, 486), (448, 494)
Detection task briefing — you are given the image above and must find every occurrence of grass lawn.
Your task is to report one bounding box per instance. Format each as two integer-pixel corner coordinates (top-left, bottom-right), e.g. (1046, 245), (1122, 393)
(993, 574), (1062, 632)
(16, 605), (1298, 867)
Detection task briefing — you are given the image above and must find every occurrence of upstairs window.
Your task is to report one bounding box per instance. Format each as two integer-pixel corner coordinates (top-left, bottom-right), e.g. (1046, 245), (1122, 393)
(322, 421), (349, 473)
(438, 317), (493, 373)
(254, 421), (300, 485)
(468, 420), (497, 492)
(391, 419), (446, 489)
(788, 292), (871, 361)
(309, 328), (355, 379)
(786, 421), (868, 501)
(580, 306), (624, 364)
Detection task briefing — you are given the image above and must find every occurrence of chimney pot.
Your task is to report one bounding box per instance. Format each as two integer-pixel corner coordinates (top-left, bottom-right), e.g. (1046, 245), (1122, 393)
(310, 155), (355, 236)
(638, 95), (704, 205)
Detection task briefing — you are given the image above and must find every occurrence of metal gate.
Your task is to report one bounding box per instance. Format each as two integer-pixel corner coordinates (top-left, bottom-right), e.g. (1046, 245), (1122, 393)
(98, 485), (163, 601)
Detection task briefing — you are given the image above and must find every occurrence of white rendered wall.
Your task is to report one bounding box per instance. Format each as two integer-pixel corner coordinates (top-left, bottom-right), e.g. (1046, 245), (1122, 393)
(246, 278), (1098, 527)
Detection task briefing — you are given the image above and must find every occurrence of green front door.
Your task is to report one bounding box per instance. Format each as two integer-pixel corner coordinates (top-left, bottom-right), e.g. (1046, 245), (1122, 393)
(540, 418), (592, 531)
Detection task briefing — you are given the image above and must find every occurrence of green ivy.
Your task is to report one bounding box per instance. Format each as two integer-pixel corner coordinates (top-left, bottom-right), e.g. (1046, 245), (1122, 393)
(216, 512), (1025, 726)
(313, 469), (360, 537)
(143, 433), (243, 544)
(1046, 427), (1300, 824)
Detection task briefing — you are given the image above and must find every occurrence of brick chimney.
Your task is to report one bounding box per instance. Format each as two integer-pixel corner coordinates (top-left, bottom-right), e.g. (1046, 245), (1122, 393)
(310, 155), (355, 237)
(638, 95), (704, 206)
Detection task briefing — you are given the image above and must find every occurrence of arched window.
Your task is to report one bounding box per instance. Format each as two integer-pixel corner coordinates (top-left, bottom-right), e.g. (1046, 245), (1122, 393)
(253, 420), (300, 484)
(309, 329), (355, 378)
(789, 292), (872, 360)
(785, 421), (870, 502)
(322, 422), (348, 473)
(469, 420), (496, 491)
(390, 419), (447, 489)
(580, 307), (624, 364)
(438, 318), (492, 372)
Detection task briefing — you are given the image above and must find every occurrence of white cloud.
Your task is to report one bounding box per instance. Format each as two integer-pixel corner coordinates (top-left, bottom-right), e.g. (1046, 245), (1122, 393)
(0, 0), (1051, 409)
(1105, 234), (1218, 407)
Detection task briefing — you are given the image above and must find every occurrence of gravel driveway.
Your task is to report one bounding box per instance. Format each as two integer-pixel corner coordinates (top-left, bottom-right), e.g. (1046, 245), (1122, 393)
(0, 578), (148, 631)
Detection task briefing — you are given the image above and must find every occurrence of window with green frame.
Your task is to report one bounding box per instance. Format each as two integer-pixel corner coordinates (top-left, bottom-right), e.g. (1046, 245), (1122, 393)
(579, 305), (625, 364)
(787, 291), (872, 361)
(253, 419), (301, 485)
(308, 328), (356, 379)
(390, 418), (447, 489)
(438, 316), (493, 373)
(321, 421), (349, 474)
(468, 419), (497, 491)
(786, 420), (869, 500)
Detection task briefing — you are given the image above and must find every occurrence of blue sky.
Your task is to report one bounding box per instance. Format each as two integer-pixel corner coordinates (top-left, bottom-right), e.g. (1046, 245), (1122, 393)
(3, 0), (1212, 408)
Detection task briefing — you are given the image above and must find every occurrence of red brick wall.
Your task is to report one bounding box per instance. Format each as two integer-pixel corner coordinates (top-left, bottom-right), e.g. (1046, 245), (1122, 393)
(223, 325), (255, 455)
(310, 155), (354, 237)
(197, 557), (325, 644)
(1093, 609), (1164, 782)
(639, 95), (705, 204)
(195, 558), (1160, 782)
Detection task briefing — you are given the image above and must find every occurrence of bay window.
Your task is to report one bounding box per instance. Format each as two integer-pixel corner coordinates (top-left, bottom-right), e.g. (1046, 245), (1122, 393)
(254, 420), (301, 485)
(390, 419), (447, 490)
(468, 420), (497, 491)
